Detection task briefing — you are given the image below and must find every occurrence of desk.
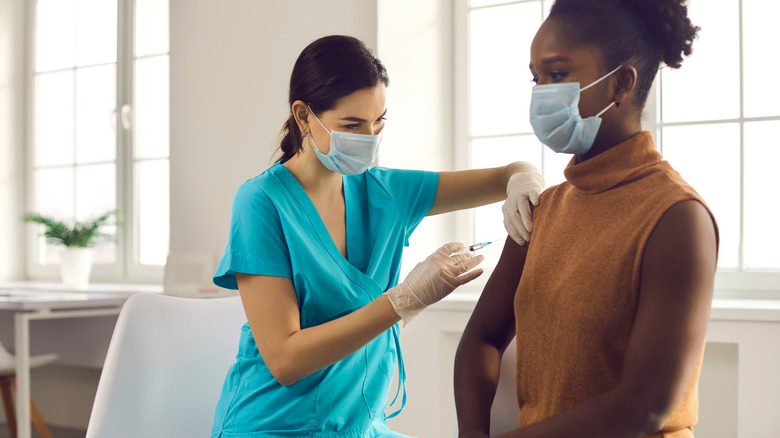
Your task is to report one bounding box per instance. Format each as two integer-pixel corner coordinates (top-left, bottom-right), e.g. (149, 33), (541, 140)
(0, 283), (160, 438)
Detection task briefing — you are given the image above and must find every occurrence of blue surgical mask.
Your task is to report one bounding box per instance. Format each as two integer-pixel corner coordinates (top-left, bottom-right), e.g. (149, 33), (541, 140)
(307, 106), (383, 175)
(529, 65), (622, 155)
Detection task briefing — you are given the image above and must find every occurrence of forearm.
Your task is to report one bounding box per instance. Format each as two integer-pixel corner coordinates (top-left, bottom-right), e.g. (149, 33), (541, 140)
(430, 161), (540, 216)
(273, 295), (400, 385)
(495, 387), (658, 438)
(454, 336), (504, 437)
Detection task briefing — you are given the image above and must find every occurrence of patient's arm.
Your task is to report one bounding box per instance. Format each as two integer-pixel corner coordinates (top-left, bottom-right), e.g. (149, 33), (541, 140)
(455, 237), (528, 438)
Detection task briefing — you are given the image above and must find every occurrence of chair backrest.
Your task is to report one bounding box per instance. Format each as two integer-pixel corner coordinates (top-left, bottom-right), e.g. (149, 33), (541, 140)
(85, 293), (245, 438)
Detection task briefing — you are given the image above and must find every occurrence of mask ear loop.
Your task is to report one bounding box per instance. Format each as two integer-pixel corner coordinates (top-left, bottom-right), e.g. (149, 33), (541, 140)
(580, 64), (623, 92)
(306, 105), (331, 154)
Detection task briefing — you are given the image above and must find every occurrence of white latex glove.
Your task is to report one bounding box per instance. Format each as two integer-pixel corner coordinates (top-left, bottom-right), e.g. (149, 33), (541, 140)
(502, 169), (544, 246)
(386, 242), (484, 326)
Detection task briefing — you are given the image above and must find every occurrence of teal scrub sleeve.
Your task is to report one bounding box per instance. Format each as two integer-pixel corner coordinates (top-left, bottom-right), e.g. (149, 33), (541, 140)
(368, 167), (439, 245)
(213, 179), (292, 290)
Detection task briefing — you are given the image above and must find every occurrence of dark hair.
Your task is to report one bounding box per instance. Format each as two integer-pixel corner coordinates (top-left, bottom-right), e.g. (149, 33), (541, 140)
(548, 0), (699, 109)
(277, 35), (389, 160)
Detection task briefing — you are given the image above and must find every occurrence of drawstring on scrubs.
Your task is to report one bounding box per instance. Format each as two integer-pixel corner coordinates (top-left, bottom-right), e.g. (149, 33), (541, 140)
(385, 324), (407, 419)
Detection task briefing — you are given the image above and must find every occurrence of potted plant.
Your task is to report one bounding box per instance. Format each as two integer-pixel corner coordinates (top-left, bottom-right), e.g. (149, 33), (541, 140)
(22, 210), (118, 290)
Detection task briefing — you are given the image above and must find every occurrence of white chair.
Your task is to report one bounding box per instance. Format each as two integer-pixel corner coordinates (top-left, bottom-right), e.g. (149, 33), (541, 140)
(85, 293), (245, 438)
(490, 336), (520, 435)
(0, 342), (57, 438)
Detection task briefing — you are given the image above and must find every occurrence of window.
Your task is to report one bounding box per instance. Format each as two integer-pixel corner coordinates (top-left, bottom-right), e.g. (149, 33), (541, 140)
(462, 0), (779, 293)
(29, 0), (169, 282)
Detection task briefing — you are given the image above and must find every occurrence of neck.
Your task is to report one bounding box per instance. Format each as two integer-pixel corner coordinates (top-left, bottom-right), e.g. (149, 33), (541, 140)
(283, 143), (343, 196)
(577, 118), (642, 163)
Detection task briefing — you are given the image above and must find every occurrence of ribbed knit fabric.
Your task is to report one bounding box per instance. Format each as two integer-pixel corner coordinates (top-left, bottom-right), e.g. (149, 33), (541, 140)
(514, 131), (718, 437)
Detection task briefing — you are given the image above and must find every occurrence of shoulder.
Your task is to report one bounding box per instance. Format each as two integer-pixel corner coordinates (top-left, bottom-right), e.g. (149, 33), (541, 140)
(644, 199), (719, 274)
(231, 166), (285, 213)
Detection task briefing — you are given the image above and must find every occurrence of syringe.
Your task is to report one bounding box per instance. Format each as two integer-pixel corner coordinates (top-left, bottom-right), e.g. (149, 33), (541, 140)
(452, 240), (496, 255)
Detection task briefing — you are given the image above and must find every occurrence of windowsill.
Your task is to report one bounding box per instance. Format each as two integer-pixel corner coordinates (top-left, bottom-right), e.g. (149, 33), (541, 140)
(438, 279), (780, 322)
(0, 280), (163, 295)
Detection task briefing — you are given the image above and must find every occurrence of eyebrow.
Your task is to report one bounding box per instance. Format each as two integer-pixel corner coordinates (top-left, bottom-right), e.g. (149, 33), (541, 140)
(340, 109), (388, 123)
(529, 55), (572, 70)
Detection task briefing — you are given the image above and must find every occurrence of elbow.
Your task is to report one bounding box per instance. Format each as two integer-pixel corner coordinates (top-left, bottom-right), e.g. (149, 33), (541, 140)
(265, 358), (303, 387)
(618, 389), (679, 435)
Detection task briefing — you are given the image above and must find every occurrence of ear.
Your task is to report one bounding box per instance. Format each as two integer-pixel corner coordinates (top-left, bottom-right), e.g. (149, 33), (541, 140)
(613, 65), (638, 108)
(291, 100), (311, 136)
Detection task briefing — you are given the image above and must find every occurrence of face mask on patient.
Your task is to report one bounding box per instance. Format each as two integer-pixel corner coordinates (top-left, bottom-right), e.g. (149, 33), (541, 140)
(529, 65), (622, 155)
(307, 105), (383, 175)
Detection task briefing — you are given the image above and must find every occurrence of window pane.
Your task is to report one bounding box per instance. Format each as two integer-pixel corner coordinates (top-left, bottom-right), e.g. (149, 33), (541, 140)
(470, 2), (542, 137)
(136, 159), (169, 265)
(661, 123), (740, 269)
(135, 0), (169, 56)
(35, 71), (74, 167)
(660, 0), (739, 123)
(74, 0), (117, 66)
(36, 0), (75, 72)
(743, 0), (780, 118)
(470, 0), (519, 7)
(744, 121), (780, 269)
(76, 64), (116, 164)
(36, 167), (74, 264)
(542, 147), (571, 188)
(76, 163), (117, 264)
(134, 55), (170, 159)
(472, 135), (542, 267)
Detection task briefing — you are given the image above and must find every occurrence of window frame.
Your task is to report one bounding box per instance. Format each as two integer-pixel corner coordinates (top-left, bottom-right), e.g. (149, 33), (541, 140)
(25, 0), (167, 284)
(456, 0), (780, 297)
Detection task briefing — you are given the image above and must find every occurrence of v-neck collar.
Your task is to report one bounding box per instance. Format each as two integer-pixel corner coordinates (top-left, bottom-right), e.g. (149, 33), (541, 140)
(273, 164), (383, 297)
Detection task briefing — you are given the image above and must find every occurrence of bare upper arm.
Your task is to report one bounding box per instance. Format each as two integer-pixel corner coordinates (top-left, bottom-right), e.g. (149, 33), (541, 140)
(619, 200), (717, 420)
(236, 273), (301, 366)
(462, 236), (529, 351)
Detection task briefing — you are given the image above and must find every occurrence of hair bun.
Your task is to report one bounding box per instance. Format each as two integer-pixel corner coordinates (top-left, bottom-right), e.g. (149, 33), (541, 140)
(624, 0), (699, 69)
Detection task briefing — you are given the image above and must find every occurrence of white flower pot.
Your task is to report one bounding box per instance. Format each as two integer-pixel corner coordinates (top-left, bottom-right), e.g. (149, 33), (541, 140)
(60, 247), (94, 291)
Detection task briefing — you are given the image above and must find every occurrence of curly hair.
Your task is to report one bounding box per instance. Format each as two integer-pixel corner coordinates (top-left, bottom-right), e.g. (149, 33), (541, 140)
(548, 0), (699, 108)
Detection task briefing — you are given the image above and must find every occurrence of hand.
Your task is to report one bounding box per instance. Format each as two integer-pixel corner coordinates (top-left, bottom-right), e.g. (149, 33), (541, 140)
(502, 170), (544, 246)
(386, 242), (484, 325)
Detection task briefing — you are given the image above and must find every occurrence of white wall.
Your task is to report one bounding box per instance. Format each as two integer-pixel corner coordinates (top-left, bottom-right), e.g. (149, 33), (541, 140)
(169, 0), (378, 257)
(0, 0), (26, 281)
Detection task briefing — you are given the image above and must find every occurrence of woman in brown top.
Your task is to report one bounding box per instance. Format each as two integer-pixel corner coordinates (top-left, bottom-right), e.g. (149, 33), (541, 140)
(454, 1), (719, 437)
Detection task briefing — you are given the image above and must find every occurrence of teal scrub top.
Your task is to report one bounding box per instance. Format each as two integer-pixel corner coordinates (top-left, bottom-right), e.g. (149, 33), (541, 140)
(211, 162), (438, 438)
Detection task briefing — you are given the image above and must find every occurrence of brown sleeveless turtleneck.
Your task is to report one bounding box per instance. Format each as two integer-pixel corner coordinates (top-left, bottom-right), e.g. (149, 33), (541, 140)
(514, 131), (718, 437)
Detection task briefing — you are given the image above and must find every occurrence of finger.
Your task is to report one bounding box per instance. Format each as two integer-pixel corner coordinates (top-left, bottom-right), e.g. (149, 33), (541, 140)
(519, 198), (533, 233)
(505, 224), (526, 246)
(439, 242), (466, 255)
(449, 252), (476, 265)
(529, 190), (540, 206)
(510, 212), (530, 242)
(453, 254), (484, 275)
(455, 268), (484, 285)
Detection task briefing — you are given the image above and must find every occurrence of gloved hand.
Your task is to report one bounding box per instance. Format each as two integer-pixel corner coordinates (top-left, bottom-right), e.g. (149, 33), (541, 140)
(386, 242), (484, 326)
(502, 169), (544, 246)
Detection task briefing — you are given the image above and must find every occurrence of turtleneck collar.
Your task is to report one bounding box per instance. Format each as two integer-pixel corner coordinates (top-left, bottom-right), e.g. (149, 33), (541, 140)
(563, 131), (660, 194)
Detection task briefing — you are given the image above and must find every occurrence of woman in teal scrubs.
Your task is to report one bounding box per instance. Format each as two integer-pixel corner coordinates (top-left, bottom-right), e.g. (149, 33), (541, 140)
(211, 35), (544, 438)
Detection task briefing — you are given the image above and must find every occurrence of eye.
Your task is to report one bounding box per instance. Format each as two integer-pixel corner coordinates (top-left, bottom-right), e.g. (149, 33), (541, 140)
(549, 71), (568, 82)
(343, 123), (360, 131)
